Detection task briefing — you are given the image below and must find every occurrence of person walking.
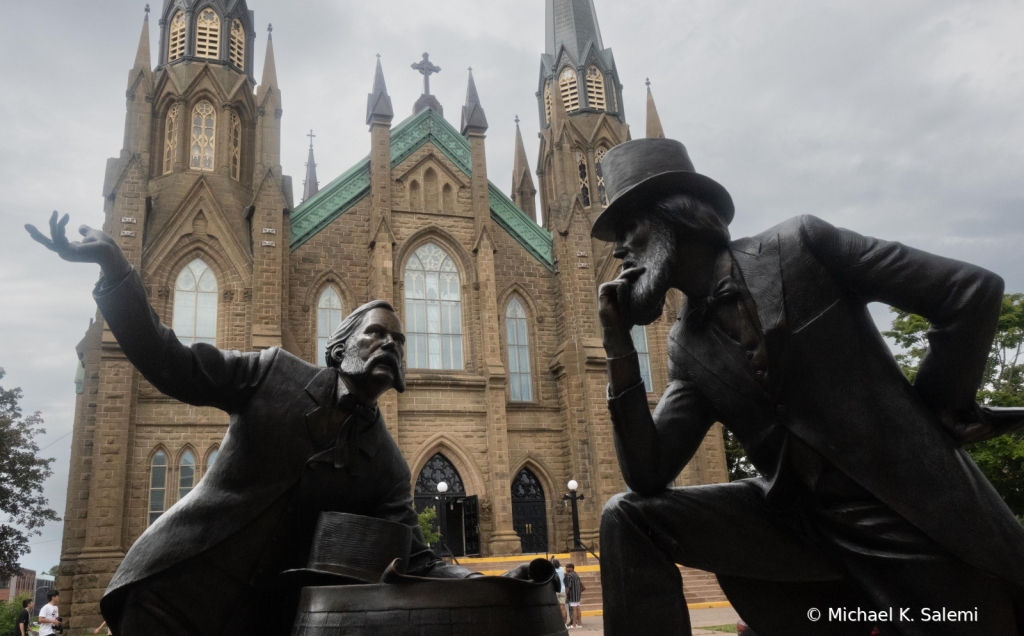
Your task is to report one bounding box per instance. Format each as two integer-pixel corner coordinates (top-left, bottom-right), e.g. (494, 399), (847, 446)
(15, 599), (33, 636)
(563, 563), (585, 628)
(551, 558), (567, 625)
(38, 591), (60, 636)
(95, 620), (112, 634)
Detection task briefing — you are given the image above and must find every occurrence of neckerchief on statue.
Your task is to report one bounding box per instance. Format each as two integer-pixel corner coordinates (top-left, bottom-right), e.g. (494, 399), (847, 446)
(333, 375), (379, 476)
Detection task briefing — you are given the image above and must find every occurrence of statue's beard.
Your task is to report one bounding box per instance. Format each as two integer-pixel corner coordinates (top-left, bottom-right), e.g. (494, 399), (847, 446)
(341, 347), (407, 393)
(621, 228), (675, 327)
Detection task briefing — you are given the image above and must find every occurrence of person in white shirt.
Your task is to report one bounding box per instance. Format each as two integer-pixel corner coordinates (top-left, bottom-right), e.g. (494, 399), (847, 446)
(39, 591), (61, 636)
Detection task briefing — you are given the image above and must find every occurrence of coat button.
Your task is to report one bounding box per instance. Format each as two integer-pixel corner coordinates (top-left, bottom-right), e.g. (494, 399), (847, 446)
(775, 404), (787, 417)
(755, 370), (765, 379)
(746, 350), (755, 359)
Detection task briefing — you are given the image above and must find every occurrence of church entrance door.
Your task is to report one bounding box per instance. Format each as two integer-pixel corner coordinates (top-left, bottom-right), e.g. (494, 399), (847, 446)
(511, 468), (548, 554)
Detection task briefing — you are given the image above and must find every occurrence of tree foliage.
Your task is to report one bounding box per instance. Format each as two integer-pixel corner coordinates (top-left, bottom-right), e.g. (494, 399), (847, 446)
(724, 428), (759, 481)
(417, 506), (441, 544)
(0, 593), (32, 636)
(882, 293), (1024, 516)
(0, 367), (60, 580)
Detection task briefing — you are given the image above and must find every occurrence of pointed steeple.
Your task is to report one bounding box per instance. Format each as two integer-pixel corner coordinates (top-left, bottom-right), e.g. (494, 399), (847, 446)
(461, 68), (488, 135)
(645, 78), (665, 139)
(261, 24), (278, 89)
(511, 116), (538, 223)
(366, 55), (394, 125)
(545, 0), (604, 60)
(133, 5), (151, 71)
(302, 130), (319, 203)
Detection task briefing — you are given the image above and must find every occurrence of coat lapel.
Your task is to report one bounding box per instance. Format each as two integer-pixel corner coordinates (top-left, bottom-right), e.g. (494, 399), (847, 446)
(677, 299), (768, 405)
(304, 368), (338, 447)
(731, 234), (790, 399)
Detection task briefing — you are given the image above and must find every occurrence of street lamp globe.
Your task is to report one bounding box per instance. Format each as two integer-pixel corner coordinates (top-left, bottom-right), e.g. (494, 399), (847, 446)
(567, 479), (578, 492)
(437, 481), (449, 494)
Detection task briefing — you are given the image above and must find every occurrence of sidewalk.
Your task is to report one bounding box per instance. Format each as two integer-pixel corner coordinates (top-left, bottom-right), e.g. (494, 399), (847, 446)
(567, 605), (741, 634)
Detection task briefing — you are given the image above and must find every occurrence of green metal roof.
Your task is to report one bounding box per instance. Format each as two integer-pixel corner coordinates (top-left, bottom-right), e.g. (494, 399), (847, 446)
(290, 108), (553, 269)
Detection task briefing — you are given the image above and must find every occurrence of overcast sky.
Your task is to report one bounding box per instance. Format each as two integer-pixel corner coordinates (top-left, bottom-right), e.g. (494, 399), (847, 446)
(1, 0), (1021, 574)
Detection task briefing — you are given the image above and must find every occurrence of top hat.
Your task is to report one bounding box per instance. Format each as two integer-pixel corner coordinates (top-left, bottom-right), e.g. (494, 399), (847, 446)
(280, 512), (413, 588)
(591, 138), (734, 242)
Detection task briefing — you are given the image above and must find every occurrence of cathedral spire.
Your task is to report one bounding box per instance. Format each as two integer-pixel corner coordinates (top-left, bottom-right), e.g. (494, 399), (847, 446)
(133, 5), (151, 71)
(545, 0), (604, 60)
(460, 68), (488, 135)
(511, 116), (538, 223)
(261, 24), (278, 89)
(366, 55), (394, 125)
(645, 78), (665, 139)
(302, 130), (319, 203)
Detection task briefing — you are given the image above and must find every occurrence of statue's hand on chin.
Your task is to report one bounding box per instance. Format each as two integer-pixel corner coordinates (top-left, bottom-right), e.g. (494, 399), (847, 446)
(599, 268), (644, 358)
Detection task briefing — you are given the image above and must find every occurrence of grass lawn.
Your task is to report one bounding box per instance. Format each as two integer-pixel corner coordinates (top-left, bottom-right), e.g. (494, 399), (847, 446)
(702, 625), (738, 634)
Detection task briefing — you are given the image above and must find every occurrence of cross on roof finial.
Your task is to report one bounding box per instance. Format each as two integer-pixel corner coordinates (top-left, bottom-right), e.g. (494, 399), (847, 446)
(514, 115), (520, 126)
(267, 23), (273, 33)
(145, 4), (150, 14)
(307, 129), (316, 149)
(411, 53), (441, 96)
(376, 53), (381, 60)
(646, 77), (651, 89)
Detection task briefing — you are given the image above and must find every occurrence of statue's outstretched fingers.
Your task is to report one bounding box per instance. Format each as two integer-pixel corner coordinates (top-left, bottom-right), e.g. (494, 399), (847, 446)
(25, 224), (56, 250)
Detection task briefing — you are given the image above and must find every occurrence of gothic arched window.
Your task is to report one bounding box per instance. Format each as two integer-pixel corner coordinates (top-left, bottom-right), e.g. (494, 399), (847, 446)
(595, 147), (609, 207)
(559, 67), (580, 112)
(404, 243), (463, 370)
(575, 150), (591, 207)
(415, 453), (466, 495)
(194, 9), (221, 60)
(207, 448), (219, 471)
(168, 11), (186, 62)
(586, 66), (606, 111)
(179, 451), (195, 500)
(442, 183), (454, 212)
(317, 287), (343, 367)
(409, 180), (421, 211)
(424, 168), (439, 211)
(228, 19), (245, 69)
(173, 259), (218, 346)
(632, 325), (653, 391)
(163, 104), (178, 175)
(229, 112), (241, 180)
(190, 102), (216, 171)
(506, 298), (533, 401)
(148, 451), (167, 526)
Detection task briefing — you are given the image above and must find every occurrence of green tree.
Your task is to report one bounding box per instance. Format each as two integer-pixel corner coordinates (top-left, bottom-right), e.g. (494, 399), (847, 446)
(0, 593), (32, 636)
(882, 293), (1024, 515)
(724, 428), (759, 481)
(0, 367), (60, 580)
(417, 506), (441, 544)
(45, 565), (59, 577)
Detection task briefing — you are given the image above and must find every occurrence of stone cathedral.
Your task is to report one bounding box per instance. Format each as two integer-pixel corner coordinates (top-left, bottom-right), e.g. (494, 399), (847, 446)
(57, 0), (728, 626)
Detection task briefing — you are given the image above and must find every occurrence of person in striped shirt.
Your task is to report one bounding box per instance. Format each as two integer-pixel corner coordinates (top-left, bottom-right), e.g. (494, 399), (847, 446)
(563, 563), (585, 628)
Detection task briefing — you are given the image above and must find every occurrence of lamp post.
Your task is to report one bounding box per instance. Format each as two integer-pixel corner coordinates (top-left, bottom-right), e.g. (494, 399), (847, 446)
(563, 479), (585, 551)
(434, 481), (460, 564)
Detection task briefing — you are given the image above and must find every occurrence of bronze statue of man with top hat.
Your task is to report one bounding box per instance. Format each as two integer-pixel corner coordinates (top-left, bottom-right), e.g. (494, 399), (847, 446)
(24, 216), (484, 635)
(591, 138), (1024, 636)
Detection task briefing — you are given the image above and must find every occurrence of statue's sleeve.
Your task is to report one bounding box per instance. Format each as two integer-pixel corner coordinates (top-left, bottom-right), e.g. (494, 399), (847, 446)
(798, 214), (1004, 414)
(606, 349), (717, 495)
(93, 267), (265, 412)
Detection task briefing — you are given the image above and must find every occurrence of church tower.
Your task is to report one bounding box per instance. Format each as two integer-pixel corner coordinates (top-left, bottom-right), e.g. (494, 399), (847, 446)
(59, 2), (292, 629)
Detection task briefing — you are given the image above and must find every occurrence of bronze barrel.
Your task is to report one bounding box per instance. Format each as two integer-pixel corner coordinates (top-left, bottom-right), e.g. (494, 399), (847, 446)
(291, 563), (568, 636)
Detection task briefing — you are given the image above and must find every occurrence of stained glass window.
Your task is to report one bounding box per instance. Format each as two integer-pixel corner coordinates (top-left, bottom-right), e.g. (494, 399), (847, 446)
(506, 298), (533, 401)
(168, 11), (186, 62)
(228, 19), (245, 69)
(179, 451), (195, 500)
(194, 9), (220, 60)
(586, 66), (606, 111)
(173, 259), (218, 346)
(595, 147), (608, 207)
(559, 67), (579, 112)
(404, 243), (463, 370)
(576, 151), (591, 207)
(163, 104), (178, 175)
(415, 453), (466, 495)
(632, 325), (653, 391)
(317, 287), (343, 367)
(544, 80), (553, 124)
(149, 451), (167, 526)
(190, 101), (216, 171)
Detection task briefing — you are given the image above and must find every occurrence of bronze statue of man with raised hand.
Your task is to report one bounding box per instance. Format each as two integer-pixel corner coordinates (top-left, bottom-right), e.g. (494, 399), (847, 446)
(591, 139), (1024, 635)
(26, 214), (479, 635)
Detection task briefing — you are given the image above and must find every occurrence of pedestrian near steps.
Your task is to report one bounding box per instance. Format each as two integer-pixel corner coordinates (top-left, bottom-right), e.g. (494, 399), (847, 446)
(564, 563), (585, 628)
(551, 558), (568, 625)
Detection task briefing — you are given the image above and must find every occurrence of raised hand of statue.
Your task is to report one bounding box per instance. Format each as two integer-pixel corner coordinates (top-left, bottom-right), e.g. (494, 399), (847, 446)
(25, 211), (131, 280)
(598, 267), (644, 358)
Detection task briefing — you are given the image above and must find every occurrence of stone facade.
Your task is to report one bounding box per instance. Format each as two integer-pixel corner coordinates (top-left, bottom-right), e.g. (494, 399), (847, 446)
(56, 1), (729, 631)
